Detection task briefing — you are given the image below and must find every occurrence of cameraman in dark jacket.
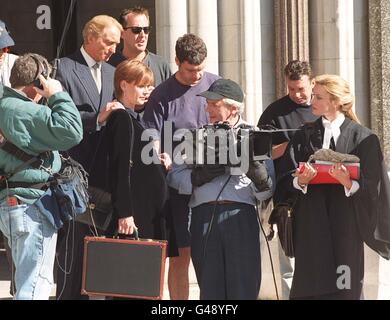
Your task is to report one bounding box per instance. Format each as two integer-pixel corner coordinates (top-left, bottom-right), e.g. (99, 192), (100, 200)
(167, 79), (274, 300)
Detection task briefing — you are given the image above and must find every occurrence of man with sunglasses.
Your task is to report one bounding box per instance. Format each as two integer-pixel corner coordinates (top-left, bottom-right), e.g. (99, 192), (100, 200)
(109, 7), (171, 91)
(0, 20), (18, 96)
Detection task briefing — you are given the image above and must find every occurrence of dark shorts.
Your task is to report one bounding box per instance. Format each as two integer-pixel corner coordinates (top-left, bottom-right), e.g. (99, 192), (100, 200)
(168, 187), (191, 249)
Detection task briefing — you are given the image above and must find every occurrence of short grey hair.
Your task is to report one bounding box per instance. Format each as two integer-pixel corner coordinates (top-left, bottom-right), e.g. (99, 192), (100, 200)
(10, 53), (51, 88)
(222, 98), (244, 114)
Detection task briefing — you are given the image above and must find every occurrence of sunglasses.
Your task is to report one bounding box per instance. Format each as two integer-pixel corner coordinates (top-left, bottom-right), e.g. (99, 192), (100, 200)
(124, 26), (151, 34)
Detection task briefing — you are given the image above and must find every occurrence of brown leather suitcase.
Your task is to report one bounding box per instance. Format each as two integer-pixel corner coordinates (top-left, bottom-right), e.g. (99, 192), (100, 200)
(81, 236), (167, 300)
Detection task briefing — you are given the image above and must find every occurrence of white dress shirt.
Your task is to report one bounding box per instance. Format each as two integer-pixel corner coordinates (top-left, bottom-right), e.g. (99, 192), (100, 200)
(322, 113), (345, 149)
(80, 46), (101, 94)
(0, 53), (18, 87)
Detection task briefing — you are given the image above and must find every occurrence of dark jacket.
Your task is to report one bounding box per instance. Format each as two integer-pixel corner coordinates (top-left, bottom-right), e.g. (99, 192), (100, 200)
(278, 117), (390, 299)
(105, 109), (168, 239)
(56, 49), (115, 189)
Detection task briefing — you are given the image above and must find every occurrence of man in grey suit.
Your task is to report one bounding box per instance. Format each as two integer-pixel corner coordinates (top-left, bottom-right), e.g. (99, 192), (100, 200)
(55, 15), (123, 300)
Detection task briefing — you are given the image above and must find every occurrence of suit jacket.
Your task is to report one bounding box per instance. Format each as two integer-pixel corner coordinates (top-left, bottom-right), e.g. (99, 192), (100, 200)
(56, 49), (115, 189)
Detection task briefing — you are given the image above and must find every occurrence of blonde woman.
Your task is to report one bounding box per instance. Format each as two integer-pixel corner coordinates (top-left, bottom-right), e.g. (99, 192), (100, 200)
(277, 74), (390, 299)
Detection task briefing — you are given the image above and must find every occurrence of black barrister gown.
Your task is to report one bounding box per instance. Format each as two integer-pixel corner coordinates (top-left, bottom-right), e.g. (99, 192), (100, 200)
(277, 117), (390, 299)
(105, 109), (169, 240)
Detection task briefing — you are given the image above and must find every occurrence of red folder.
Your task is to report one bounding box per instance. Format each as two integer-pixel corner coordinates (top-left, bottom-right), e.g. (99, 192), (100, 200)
(298, 161), (360, 184)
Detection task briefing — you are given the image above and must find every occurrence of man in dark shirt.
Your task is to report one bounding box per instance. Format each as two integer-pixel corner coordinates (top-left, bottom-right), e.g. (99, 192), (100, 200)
(143, 33), (219, 300)
(257, 60), (317, 299)
(108, 7), (171, 89)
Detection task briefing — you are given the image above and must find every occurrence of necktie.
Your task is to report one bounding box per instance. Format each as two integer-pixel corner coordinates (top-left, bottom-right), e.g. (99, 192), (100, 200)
(92, 63), (101, 94)
(322, 122), (332, 149)
(330, 137), (336, 151)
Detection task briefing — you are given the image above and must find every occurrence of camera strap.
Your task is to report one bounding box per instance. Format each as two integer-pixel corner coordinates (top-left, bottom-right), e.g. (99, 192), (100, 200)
(0, 135), (51, 181)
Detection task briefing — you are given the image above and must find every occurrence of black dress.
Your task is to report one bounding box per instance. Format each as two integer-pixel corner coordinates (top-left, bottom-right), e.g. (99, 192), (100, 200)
(105, 109), (169, 240)
(278, 117), (390, 299)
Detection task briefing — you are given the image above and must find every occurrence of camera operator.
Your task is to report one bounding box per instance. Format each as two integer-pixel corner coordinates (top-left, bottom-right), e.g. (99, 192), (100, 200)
(167, 79), (274, 300)
(0, 53), (83, 299)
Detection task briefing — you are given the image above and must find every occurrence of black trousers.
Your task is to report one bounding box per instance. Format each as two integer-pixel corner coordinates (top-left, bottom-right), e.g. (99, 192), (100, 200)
(56, 221), (93, 300)
(191, 202), (261, 300)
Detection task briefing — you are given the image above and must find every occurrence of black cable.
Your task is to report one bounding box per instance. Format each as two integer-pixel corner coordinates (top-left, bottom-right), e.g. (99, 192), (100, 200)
(5, 180), (16, 297)
(56, 0), (77, 60)
(49, 0), (77, 81)
(55, 218), (75, 300)
(257, 124), (300, 133)
(52, 0), (77, 299)
(256, 202), (280, 300)
(200, 175), (231, 281)
(199, 176), (280, 301)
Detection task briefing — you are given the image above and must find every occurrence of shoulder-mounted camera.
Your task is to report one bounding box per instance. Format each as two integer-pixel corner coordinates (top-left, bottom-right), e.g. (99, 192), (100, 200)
(181, 121), (272, 167)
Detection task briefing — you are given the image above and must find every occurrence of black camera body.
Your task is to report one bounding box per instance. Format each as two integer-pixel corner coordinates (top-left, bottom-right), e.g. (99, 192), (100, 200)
(183, 121), (272, 167)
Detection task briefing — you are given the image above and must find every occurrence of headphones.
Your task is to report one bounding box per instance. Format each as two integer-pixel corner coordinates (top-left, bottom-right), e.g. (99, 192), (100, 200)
(30, 54), (51, 89)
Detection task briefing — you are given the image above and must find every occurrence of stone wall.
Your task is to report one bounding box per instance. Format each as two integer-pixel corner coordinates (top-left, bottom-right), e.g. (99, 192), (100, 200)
(369, 0), (390, 164)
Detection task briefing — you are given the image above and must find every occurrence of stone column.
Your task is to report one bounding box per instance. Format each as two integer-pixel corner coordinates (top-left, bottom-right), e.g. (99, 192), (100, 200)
(261, 0), (277, 111)
(218, 0), (242, 81)
(240, 0), (263, 124)
(354, 0), (370, 126)
(368, 0), (390, 163)
(188, 0), (219, 75)
(274, 0), (309, 99)
(155, 0), (188, 72)
(309, 0), (355, 94)
(219, 0), (263, 125)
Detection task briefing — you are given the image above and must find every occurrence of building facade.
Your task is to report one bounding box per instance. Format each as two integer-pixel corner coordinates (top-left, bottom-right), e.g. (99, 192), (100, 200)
(1, 0), (388, 299)
(2, 0), (388, 161)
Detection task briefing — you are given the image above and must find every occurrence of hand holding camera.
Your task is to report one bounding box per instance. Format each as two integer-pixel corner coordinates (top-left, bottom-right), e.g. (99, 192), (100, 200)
(191, 164), (226, 187)
(246, 160), (272, 192)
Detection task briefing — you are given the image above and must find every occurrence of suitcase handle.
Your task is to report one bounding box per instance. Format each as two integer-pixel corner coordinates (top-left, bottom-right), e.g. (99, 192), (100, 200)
(114, 229), (139, 240)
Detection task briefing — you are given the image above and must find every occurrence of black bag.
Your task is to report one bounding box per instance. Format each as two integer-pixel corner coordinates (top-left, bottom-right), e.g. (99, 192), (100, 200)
(267, 202), (294, 258)
(0, 137), (91, 230)
(24, 156), (90, 230)
(75, 186), (113, 231)
(77, 112), (136, 232)
(49, 156), (90, 229)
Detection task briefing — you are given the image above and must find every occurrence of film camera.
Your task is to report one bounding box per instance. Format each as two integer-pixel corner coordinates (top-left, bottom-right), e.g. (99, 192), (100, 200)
(181, 121), (272, 167)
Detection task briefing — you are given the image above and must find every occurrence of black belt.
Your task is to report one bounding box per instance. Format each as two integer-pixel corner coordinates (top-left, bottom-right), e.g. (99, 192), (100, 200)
(206, 200), (236, 205)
